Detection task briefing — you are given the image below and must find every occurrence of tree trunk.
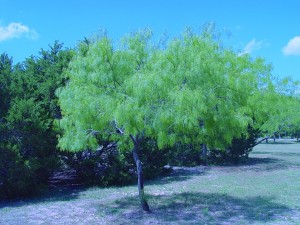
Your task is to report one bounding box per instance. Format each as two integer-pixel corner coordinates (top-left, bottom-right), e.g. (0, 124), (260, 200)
(199, 120), (207, 164)
(130, 134), (150, 212)
(201, 143), (207, 165)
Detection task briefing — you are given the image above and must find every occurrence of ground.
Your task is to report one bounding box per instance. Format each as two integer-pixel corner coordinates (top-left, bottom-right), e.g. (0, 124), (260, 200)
(0, 141), (300, 224)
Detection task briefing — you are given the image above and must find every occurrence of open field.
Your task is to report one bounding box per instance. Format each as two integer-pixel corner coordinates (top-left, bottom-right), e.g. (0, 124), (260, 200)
(1, 142), (300, 225)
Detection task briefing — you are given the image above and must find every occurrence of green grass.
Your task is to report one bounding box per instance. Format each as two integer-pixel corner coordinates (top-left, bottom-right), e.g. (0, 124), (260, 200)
(1, 142), (300, 224)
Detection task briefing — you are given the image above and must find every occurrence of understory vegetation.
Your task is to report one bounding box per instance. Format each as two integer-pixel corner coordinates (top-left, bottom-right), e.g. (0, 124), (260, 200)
(1, 27), (300, 205)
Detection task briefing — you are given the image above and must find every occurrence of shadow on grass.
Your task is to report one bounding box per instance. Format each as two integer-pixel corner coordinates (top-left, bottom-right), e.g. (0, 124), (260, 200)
(0, 185), (86, 209)
(260, 141), (296, 145)
(100, 192), (295, 224)
(252, 150), (300, 155)
(267, 152), (300, 157)
(209, 157), (291, 173)
(240, 157), (297, 172)
(248, 152), (300, 169)
(244, 157), (284, 166)
(146, 166), (209, 186)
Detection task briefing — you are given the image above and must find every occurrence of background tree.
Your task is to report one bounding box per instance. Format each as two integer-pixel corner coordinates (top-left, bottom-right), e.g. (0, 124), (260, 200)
(0, 43), (73, 199)
(0, 53), (13, 118)
(252, 76), (300, 141)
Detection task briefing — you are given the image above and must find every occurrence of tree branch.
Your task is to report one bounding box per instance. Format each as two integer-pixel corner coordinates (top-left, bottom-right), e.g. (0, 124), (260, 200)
(253, 137), (268, 147)
(130, 134), (136, 145)
(113, 120), (124, 135)
(86, 129), (100, 136)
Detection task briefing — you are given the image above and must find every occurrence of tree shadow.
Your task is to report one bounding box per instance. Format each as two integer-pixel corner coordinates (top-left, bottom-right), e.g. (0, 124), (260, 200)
(237, 157), (292, 172)
(244, 157), (282, 165)
(252, 151), (300, 156)
(260, 141), (296, 145)
(248, 151), (300, 169)
(99, 192), (298, 224)
(0, 185), (86, 209)
(206, 156), (290, 173)
(146, 166), (209, 186)
(251, 151), (273, 154)
(268, 152), (300, 157)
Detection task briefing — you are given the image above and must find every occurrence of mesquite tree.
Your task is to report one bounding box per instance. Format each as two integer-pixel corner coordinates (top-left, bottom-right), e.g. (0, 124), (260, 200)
(57, 29), (273, 211)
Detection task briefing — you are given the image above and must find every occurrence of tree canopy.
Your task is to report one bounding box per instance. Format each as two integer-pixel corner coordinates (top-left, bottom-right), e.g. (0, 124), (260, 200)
(57, 29), (277, 152)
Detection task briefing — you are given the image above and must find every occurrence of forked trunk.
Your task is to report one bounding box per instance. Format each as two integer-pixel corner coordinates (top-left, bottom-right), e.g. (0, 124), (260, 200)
(130, 134), (150, 212)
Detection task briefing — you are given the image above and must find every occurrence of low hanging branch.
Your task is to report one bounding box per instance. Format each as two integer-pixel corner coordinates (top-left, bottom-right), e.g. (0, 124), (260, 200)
(253, 137), (269, 147)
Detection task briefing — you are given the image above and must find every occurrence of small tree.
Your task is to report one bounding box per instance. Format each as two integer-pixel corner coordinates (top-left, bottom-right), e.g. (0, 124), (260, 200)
(57, 29), (273, 211)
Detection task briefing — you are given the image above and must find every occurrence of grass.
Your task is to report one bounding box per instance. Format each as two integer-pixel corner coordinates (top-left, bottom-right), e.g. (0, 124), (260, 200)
(1, 142), (300, 224)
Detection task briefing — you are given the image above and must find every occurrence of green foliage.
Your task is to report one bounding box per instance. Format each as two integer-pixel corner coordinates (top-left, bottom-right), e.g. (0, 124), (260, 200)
(58, 28), (273, 155)
(0, 43), (73, 199)
(64, 148), (135, 186)
(0, 147), (35, 199)
(0, 53), (13, 118)
(165, 143), (203, 167)
(0, 122), (38, 199)
(209, 125), (260, 164)
(253, 76), (300, 138)
(226, 125), (260, 162)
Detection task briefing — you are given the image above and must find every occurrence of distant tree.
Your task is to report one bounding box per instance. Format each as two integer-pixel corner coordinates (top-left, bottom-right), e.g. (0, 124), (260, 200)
(254, 76), (300, 141)
(57, 28), (273, 211)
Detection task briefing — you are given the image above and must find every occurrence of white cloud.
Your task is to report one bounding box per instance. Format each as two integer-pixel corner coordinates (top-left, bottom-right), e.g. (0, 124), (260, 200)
(0, 22), (38, 42)
(282, 36), (300, 56)
(239, 39), (264, 56)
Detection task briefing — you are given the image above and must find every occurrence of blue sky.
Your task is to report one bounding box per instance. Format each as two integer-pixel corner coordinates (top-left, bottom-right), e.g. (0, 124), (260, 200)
(0, 0), (300, 80)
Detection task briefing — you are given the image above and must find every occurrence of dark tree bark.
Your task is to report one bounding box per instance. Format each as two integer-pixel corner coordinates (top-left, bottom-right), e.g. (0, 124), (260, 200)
(252, 137), (269, 147)
(130, 134), (150, 212)
(201, 143), (207, 164)
(199, 120), (207, 164)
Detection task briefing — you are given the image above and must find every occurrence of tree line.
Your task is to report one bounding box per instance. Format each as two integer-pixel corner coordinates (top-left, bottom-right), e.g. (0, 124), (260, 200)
(1, 28), (300, 209)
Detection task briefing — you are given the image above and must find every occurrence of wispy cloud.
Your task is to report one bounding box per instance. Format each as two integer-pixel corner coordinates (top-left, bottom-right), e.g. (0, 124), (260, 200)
(282, 36), (300, 56)
(0, 22), (39, 42)
(239, 39), (264, 56)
